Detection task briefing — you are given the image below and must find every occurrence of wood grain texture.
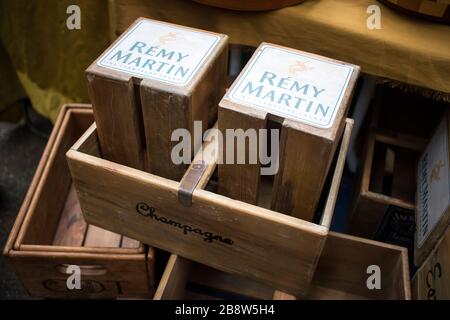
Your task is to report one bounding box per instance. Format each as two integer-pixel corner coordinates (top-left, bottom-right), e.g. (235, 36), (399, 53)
(84, 225), (122, 248)
(218, 106), (266, 204)
(4, 105), (154, 299)
(85, 72), (145, 170)
(348, 132), (424, 238)
(154, 232), (410, 300)
(219, 42), (360, 221)
(68, 118), (353, 296)
(53, 185), (87, 246)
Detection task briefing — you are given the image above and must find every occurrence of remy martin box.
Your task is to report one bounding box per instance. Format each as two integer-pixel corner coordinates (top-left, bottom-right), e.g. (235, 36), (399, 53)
(86, 18), (228, 179)
(218, 43), (359, 220)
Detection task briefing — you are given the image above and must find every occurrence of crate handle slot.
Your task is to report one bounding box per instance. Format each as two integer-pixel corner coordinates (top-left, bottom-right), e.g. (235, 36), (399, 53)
(55, 264), (108, 276)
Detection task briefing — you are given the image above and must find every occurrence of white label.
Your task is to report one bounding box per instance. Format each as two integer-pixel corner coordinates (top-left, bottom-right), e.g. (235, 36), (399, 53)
(97, 20), (220, 86)
(227, 45), (354, 129)
(416, 117), (450, 248)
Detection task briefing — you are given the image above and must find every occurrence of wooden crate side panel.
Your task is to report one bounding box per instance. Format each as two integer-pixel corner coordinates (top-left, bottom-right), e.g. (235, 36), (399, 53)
(272, 126), (333, 221)
(191, 42), (229, 128)
(348, 194), (389, 238)
(218, 106), (266, 204)
(8, 251), (150, 299)
(86, 73), (145, 170)
(315, 232), (410, 300)
(20, 111), (94, 246)
(67, 151), (326, 296)
(154, 255), (192, 300)
(140, 85), (190, 180)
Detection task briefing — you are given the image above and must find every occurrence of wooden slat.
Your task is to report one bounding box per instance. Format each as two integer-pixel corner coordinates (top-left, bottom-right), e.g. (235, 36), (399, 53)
(68, 114), (354, 295)
(121, 236), (140, 249)
(53, 185), (87, 246)
(86, 72), (145, 170)
(68, 133), (328, 295)
(84, 225), (122, 248)
(154, 255), (191, 300)
(218, 106), (266, 204)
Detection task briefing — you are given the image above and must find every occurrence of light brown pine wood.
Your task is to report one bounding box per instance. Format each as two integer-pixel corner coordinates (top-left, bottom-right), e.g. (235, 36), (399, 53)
(155, 232), (410, 300)
(68, 117), (353, 296)
(348, 132), (426, 238)
(86, 18), (228, 180)
(3, 105), (155, 299)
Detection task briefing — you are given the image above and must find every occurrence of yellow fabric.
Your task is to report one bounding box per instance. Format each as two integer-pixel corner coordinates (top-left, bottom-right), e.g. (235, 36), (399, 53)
(1, 0), (448, 121)
(116, 0), (450, 94)
(0, 0), (112, 122)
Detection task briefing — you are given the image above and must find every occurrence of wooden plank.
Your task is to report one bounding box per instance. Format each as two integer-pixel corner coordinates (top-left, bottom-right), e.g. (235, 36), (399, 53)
(140, 33), (228, 180)
(218, 106), (266, 204)
(84, 225), (122, 248)
(154, 232), (410, 300)
(154, 255), (191, 300)
(53, 185), (87, 246)
(85, 72), (145, 170)
(121, 237), (140, 249)
(313, 232), (410, 300)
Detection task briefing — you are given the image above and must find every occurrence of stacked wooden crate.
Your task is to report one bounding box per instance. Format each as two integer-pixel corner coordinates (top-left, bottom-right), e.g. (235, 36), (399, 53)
(5, 17), (424, 300)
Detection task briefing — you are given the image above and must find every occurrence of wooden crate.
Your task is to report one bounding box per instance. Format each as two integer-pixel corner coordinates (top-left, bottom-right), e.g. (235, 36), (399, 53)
(218, 43), (359, 221)
(67, 104), (354, 296)
(413, 226), (450, 300)
(154, 232), (410, 300)
(3, 105), (155, 299)
(348, 132), (426, 239)
(86, 17), (228, 180)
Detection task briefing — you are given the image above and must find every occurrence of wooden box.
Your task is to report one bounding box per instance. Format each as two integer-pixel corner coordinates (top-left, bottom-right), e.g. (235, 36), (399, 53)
(348, 132), (426, 241)
(218, 43), (359, 221)
(415, 111), (450, 266)
(413, 226), (450, 300)
(3, 105), (155, 299)
(86, 17), (228, 179)
(154, 232), (411, 300)
(67, 104), (353, 296)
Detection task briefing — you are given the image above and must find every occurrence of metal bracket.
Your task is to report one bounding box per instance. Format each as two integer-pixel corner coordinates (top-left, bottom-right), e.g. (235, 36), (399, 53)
(178, 160), (206, 207)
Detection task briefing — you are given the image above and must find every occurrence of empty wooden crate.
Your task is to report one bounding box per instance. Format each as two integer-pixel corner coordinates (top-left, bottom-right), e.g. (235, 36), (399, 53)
(348, 132), (426, 243)
(154, 232), (411, 300)
(3, 105), (155, 299)
(67, 103), (354, 296)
